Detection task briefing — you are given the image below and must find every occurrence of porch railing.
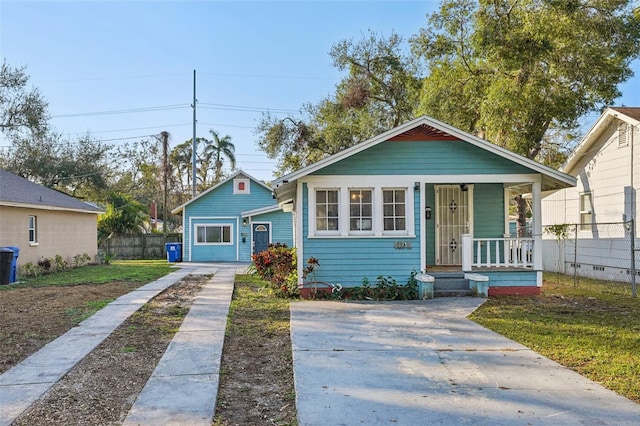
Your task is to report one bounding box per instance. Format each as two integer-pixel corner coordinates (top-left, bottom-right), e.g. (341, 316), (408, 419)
(461, 234), (534, 270)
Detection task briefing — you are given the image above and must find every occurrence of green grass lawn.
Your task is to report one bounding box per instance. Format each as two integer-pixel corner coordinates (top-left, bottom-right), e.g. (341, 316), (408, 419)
(4, 259), (174, 289)
(470, 273), (640, 402)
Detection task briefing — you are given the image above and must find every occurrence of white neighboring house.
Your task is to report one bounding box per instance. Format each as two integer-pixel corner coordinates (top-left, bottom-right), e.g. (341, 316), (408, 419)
(541, 107), (640, 281)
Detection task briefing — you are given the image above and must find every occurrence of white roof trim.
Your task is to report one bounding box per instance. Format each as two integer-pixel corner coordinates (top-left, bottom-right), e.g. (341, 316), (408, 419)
(241, 204), (282, 218)
(171, 170), (272, 214)
(563, 107), (640, 175)
(272, 115), (574, 188)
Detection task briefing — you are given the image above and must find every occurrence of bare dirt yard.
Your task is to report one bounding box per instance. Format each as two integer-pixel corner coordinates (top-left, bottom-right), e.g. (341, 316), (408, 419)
(1, 280), (144, 374)
(1, 272), (296, 425)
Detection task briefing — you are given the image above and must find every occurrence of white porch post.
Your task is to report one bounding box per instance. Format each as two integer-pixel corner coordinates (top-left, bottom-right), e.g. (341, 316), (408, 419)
(461, 233), (472, 272)
(532, 179), (543, 271)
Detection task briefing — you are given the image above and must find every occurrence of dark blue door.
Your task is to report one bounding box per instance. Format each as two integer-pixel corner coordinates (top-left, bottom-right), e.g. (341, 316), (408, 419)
(253, 223), (270, 254)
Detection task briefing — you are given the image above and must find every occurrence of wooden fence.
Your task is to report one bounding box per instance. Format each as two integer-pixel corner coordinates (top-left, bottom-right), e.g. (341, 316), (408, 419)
(99, 234), (182, 260)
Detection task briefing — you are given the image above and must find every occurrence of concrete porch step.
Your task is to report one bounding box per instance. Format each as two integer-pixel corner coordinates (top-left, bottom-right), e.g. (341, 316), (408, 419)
(435, 289), (474, 297)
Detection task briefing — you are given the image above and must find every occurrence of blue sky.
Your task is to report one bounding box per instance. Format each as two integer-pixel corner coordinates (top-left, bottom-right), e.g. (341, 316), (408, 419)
(1, 0), (639, 182)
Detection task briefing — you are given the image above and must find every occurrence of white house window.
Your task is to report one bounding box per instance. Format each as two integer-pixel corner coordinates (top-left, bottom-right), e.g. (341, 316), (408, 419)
(383, 189), (406, 232)
(195, 224), (232, 244)
(233, 178), (250, 194)
(28, 215), (37, 243)
(618, 123), (629, 146)
(349, 189), (372, 231)
(315, 189), (339, 231)
(580, 192), (593, 231)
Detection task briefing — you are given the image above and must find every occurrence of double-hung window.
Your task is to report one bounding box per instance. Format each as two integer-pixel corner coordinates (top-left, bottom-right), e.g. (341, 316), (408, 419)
(580, 192), (593, 231)
(195, 224), (232, 244)
(383, 189), (406, 233)
(28, 215), (37, 244)
(349, 189), (372, 232)
(315, 189), (339, 232)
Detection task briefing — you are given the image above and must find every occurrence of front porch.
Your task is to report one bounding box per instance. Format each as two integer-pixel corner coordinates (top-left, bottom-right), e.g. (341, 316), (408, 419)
(418, 235), (541, 298)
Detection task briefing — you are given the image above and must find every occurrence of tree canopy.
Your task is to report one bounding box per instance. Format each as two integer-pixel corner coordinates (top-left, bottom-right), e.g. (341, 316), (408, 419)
(0, 61), (49, 138)
(256, 1), (640, 172)
(411, 0), (640, 161)
(256, 31), (420, 176)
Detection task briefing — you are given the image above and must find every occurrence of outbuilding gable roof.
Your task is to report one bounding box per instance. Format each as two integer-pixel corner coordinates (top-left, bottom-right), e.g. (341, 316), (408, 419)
(171, 170), (272, 214)
(273, 115), (575, 193)
(562, 107), (640, 176)
(0, 169), (103, 213)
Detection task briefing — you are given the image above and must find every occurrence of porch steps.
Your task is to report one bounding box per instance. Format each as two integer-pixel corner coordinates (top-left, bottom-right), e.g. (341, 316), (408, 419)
(430, 272), (473, 297)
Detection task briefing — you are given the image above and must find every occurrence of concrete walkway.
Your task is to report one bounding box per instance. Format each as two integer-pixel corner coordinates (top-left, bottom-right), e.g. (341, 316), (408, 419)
(291, 298), (640, 426)
(123, 264), (240, 425)
(0, 262), (243, 426)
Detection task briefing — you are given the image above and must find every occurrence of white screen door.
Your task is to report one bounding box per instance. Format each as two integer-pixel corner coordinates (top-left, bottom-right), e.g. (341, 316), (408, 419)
(436, 185), (471, 265)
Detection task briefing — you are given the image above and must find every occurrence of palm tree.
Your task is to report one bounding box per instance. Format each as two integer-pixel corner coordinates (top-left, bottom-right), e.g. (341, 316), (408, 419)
(203, 130), (236, 183)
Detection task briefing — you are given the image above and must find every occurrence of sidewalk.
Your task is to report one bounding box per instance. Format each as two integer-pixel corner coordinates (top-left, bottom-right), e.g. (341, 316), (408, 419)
(0, 262), (243, 426)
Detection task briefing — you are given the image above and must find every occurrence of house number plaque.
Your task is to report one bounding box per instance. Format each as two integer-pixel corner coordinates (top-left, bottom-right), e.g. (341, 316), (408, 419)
(394, 241), (412, 249)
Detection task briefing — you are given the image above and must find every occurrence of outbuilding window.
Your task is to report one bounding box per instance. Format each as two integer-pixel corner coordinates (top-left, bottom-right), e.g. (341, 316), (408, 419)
(195, 224), (232, 244)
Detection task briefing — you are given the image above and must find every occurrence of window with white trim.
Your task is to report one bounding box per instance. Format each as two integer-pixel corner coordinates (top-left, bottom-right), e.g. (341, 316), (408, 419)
(315, 189), (339, 232)
(28, 215), (37, 243)
(580, 192), (592, 231)
(349, 189), (372, 232)
(195, 224), (232, 244)
(383, 189), (406, 232)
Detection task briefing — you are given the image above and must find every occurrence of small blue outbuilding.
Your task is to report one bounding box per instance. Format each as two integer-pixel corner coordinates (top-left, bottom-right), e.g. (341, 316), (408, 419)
(171, 171), (293, 262)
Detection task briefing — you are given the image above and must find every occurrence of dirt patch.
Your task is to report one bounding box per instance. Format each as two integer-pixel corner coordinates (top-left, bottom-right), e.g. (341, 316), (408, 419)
(2, 274), (297, 425)
(12, 274), (207, 426)
(214, 279), (297, 425)
(0, 281), (143, 374)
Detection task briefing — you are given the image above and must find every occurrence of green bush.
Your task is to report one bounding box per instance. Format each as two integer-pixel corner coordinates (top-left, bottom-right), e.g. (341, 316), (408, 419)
(333, 272), (419, 301)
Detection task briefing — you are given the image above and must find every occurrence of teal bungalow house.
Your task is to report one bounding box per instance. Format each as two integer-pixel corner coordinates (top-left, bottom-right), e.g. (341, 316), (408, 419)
(172, 171), (293, 262)
(272, 116), (576, 296)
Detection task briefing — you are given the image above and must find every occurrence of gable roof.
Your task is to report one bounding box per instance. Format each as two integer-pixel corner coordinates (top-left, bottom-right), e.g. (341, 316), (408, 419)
(171, 170), (272, 214)
(0, 170), (103, 213)
(273, 115), (576, 193)
(563, 107), (640, 176)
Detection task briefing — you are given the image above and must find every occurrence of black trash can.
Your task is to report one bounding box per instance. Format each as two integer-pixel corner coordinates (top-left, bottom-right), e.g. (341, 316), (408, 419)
(0, 248), (14, 285)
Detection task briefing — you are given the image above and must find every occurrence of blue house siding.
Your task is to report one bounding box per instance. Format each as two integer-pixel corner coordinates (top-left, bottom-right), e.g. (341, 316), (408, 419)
(481, 270), (540, 295)
(242, 210), (294, 260)
(302, 238), (421, 287)
(315, 141), (534, 176)
(177, 172), (292, 262)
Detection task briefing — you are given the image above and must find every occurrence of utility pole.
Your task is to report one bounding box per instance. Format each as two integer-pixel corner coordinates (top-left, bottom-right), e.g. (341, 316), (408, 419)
(192, 69), (197, 197)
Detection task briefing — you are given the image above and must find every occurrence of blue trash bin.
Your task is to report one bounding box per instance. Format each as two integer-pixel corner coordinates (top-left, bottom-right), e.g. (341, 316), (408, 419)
(165, 242), (182, 262)
(6, 246), (19, 283)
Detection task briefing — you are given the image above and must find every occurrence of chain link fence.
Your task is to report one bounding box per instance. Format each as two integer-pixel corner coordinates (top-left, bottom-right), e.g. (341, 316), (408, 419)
(542, 221), (640, 289)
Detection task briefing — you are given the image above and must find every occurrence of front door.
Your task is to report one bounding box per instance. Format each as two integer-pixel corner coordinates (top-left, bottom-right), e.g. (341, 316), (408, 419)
(252, 223), (270, 254)
(436, 185), (471, 265)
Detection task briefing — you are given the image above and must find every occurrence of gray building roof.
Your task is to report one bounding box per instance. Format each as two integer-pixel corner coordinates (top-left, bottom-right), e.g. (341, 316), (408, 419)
(0, 169), (103, 213)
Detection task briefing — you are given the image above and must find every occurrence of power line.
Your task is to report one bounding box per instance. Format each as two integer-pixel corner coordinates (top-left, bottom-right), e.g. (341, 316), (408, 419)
(199, 102), (299, 114)
(63, 123), (193, 136)
(51, 104), (190, 118)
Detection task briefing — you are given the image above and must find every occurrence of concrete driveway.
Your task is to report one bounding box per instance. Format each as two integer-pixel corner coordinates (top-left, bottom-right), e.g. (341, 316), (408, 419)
(290, 298), (640, 425)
